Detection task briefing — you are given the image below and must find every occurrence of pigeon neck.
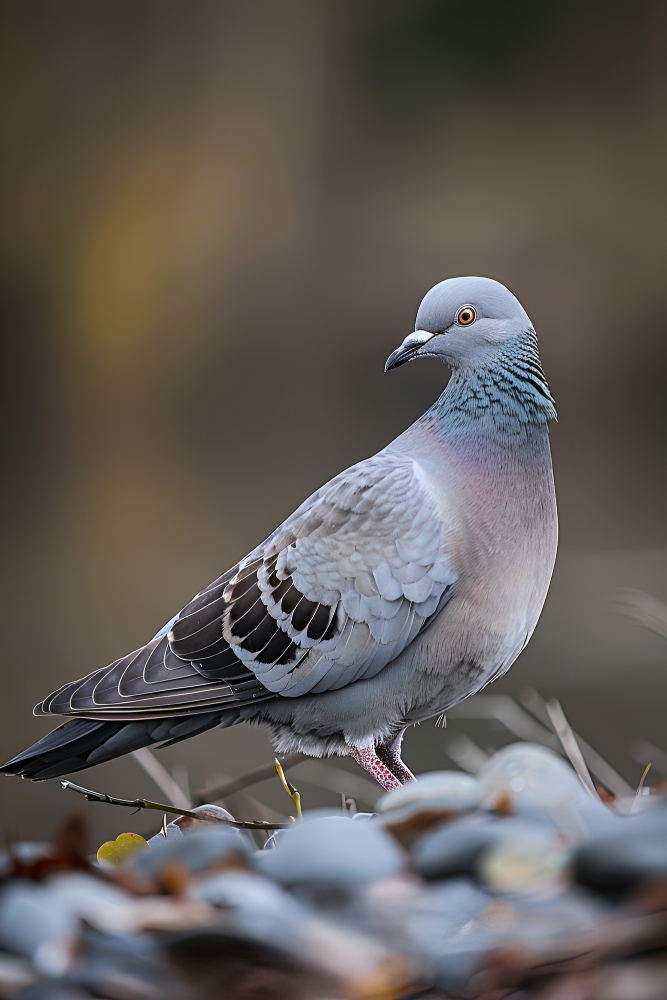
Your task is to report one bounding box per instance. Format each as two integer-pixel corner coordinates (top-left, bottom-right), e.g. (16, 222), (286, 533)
(428, 332), (556, 440)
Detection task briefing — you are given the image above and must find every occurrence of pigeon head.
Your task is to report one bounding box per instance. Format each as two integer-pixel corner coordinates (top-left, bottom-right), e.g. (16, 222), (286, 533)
(385, 276), (533, 372)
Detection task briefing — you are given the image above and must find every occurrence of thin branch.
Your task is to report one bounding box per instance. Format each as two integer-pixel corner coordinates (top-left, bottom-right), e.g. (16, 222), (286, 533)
(197, 769), (289, 823)
(171, 764), (191, 807)
(61, 779), (288, 830)
(631, 738), (667, 777)
(448, 695), (561, 750)
(131, 748), (192, 810)
(632, 762), (653, 815)
(521, 688), (633, 798)
(194, 752), (306, 805)
(637, 762), (652, 796)
(291, 759), (380, 806)
(612, 588), (667, 642)
(223, 788), (289, 824)
(205, 758), (379, 812)
(444, 733), (490, 774)
(545, 699), (599, 800)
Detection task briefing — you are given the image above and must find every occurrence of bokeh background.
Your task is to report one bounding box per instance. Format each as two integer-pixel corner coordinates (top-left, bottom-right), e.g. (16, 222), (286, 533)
(2, 0), (667, 843)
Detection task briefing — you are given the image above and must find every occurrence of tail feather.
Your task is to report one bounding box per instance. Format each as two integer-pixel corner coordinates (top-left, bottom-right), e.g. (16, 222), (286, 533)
(0, 712), (228, 781)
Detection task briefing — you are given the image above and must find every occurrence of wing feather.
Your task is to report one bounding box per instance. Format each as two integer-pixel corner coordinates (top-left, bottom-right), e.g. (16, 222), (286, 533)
(220, 451), (457, 695)
(36, 450), (457, 722)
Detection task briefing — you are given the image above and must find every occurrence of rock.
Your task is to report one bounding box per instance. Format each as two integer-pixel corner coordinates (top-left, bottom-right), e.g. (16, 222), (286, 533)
(0, 881), (76, 963)
(413, 813), (550, 883)
(477, 743), (615, 839)
(0, 873), (136, 975)
(377, 772), (484, 848)
(405, 876), (491, 948)
(573, 804), (667, 894)
(377, 771), (481, 819)
(0, 844), (53, 880)
(477, 829), (569, 894)
(255, 813), (404, 885)
(404, 883), (501, 996)
(194, 870), (310, 950)
(146, 804), (237, 847)
(132, 827), (252, 877)
(429, 930), (502, 994)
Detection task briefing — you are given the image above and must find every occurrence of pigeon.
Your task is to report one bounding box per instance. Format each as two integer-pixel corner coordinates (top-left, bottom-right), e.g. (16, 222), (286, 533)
(1, 277), (557, 791)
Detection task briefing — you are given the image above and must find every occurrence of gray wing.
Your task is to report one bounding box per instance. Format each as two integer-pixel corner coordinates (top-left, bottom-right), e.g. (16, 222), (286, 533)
(34, 565), (271, 721)
(35, 451), (457, 719)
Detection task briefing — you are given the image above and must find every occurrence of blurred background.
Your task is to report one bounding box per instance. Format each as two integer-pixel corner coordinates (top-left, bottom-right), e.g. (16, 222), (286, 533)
(1, 0), (667, 844)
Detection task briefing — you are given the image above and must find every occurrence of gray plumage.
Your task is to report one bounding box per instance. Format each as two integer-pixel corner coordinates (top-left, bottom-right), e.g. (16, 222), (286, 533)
(1, 276), (557, 789)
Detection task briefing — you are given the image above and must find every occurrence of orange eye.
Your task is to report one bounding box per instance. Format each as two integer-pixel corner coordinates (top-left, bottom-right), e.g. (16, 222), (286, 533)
(457, 306), (476, 326)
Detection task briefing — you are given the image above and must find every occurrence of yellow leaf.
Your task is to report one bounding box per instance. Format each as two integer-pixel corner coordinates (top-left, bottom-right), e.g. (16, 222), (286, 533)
(97, 832), (149, 869)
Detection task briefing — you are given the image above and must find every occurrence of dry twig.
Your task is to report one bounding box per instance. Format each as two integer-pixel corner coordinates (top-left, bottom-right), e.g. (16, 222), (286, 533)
(131, 747), (192, 810)
(61, 779), (288, 830)
(612, 588), (667, 642)
(545, 699), (599, 799)
(449, 695), (561, 749)
(632, 738), (667, 778)
(292, 759), (380, 806)
(194, 752), (306, 805)
(444, 733), (490, 774)
(521, 688), (633, 798)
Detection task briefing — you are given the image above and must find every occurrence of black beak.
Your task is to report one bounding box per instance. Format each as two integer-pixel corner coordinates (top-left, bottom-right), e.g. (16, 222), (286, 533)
(384, 330), (435, 372)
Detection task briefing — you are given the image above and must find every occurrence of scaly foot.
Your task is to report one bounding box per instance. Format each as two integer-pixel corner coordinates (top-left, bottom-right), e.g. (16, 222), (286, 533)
(346, 742), (402, 791)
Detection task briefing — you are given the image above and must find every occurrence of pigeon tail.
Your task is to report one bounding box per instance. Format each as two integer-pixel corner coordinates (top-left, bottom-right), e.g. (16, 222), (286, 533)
(0, 712), (231, 781)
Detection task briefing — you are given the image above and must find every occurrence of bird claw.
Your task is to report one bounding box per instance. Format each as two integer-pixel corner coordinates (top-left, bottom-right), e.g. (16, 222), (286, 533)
(346, 743), (402, 791)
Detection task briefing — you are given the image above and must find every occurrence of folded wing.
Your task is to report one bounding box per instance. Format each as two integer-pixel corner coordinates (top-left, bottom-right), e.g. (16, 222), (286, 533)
(36, 451), (457, 720)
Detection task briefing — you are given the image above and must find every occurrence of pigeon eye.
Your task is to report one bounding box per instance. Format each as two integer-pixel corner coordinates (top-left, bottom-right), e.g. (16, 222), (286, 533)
(457, 306), (476, 326)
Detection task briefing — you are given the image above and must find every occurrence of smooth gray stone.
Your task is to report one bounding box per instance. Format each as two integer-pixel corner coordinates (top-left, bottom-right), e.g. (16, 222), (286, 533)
(413, 814), (550, 882)
(0, 882), (75, 959)
(574, 805), (667, 893)
(132, 827), (252, 877)
(256, 813), (403, 884)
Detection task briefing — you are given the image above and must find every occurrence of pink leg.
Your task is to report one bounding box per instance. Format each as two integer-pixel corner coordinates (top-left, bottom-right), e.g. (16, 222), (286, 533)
(346, 742), (402, 791)
(376, 729), (415, 784)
